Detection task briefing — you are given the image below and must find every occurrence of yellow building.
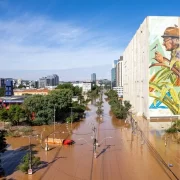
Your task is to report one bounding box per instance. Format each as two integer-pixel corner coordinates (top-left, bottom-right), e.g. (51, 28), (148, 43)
(14, 89), (49, 96)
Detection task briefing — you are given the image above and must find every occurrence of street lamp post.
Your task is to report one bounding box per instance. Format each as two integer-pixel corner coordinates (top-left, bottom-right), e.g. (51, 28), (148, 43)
(53, 105), (56, 143)
(70, 107), (73, 130)
(78, 124), (112, 159)
(92, 126), (97, 158)
(45, 136), (49, 151)
(28, 135), (32, 175)
(70, 107), (75, 133)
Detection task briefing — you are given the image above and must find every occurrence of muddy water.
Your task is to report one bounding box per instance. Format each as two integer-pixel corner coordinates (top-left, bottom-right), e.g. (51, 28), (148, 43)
(4, 96), (179, 180)
(138, 119), (180, 179)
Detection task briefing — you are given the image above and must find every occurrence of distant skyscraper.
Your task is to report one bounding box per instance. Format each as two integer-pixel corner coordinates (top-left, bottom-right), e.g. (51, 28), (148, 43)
(111, 68), (116, 88)
(116, 56), (123, 87)
(91, 73), (96, 83)
(111, 60), (118, 88)
(35, 80), (39, 89)
(114, 56), (124, 97)
(0, 78), (5, 88)
(5, 78), (13, 96)
(112, 60), (118, 68)
(39, 74), (59, 88)
(52, 74), (59, 85)
(39, 77), (47, 88)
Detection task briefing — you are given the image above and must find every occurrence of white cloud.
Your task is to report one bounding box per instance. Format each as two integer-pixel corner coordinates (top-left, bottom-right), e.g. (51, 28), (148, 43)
(0, 15), (123, 70)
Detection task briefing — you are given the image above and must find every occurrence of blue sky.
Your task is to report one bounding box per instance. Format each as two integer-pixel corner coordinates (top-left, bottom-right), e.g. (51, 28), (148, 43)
(0, 0), (179, 80)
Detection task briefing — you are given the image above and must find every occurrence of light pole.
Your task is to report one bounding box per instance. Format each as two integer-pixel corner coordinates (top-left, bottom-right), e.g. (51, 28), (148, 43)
(28, 135), (32, 175)
(40, 128), (49, 151)
(45, 136), (49, 151)
(78, 124), (112, 159)
(70, 107), (75, 132)
(53, 105), (56, 143)
(92, 126), (97, 158)
(22, 134), (39, 175)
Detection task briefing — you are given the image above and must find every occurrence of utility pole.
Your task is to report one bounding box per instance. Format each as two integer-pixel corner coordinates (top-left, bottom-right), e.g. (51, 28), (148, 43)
(45, 136), (49, 151)
(28, 136), (32, 175)
(92, 126), (97, 158)
(53, 105), (56, 142)
(70, 107), (74, 133)
(71, 107), (73, 129)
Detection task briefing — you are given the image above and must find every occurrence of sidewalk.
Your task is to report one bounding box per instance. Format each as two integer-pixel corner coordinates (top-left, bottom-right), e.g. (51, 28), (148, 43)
(133, 115), (180, 179)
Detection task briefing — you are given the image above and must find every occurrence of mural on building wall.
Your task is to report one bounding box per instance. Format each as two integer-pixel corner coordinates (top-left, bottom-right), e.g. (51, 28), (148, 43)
(149, 17), (180, 116)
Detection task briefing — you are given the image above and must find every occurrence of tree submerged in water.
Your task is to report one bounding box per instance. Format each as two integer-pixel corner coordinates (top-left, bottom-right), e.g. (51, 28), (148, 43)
(105, 90), (131, 119)
(166, 120), (180, 133)
(17, 153), (41, 173)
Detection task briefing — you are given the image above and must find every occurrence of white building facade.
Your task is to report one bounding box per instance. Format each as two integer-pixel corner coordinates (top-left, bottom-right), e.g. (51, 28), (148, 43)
(113, 86), (123, 98)
(72, 82), (92, 93)
(115, 56), (124, 97)
(116, 56), (123, 87)
(123, 16), (180, 119)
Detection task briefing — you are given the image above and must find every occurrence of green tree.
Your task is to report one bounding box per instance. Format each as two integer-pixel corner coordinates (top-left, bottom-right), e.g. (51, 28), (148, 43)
(0, 109), (9, 126)
(96, 107), (103, 116)
(0, 130), (7, 153)
(124, 101), (132, 112)
(24, 89), (73, 125)
(17, 84), (26, 89)
(8, 105), (26, 125)
(95, 100), (103, 107)
(48, 89), (73, 109)
(87, 85), (101, 99)
(17, 153), (41, 173)
(106, 90), (131, 120)
(0, 88), (5, 97)
(166, 120), (180, 133)
(56, 83), (82, 96)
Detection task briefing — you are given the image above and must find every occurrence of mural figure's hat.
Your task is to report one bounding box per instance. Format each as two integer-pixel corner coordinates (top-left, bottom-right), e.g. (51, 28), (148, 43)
(161, 27), (179, 38)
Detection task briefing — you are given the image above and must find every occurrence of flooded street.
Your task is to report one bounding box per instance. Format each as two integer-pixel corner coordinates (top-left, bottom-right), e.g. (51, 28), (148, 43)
(3, 96), (180, 180)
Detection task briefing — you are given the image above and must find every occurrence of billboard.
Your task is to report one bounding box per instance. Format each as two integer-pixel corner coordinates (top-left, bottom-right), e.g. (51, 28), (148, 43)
(148, 17), (180, 116)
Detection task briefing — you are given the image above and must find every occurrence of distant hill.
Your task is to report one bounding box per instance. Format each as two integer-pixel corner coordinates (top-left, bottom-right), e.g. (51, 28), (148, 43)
(0, 64), (111, 81)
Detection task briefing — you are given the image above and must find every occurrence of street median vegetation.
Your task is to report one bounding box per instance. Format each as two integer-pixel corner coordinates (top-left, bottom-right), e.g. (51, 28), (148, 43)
(105, 90), (131, 120)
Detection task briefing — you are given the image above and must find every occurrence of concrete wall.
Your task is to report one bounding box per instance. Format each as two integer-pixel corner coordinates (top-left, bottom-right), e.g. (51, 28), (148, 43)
(123, 17), (149, 118)
(123, 16), (180, 119)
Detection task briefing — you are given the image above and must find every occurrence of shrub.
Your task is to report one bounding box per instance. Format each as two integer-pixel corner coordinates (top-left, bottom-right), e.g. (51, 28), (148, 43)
(166, 120), (180, 134)
(166, 127), (177, 133)
(19, 126), (33, 135)
(17, 153), (41, 173)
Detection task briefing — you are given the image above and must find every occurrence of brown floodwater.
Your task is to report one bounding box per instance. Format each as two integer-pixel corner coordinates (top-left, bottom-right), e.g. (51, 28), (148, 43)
(3, 96), (180, 180)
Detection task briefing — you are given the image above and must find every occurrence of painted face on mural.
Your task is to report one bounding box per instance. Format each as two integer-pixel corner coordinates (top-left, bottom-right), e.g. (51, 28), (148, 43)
(163, 37), (179, 51)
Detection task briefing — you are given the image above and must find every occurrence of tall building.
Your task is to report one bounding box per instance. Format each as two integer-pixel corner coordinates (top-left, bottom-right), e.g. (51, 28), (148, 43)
(35, 80), (39, 89)
(123, 16), (180, 119)
(116, 56), (123, 87)
(5, 78), (13, 96)
(17, 79), (22, 86)
(91, 73), (96, 83)
(53, 74), (59, 85)
(114, 56), (124, 97)
(39, 77), (47, 88)
(39, 74), (59, 88)
(111, 68), (116, 88)
(112, 60), (118, 68)
(111, 60), (118, 88)
(0, 78), (5, 88)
